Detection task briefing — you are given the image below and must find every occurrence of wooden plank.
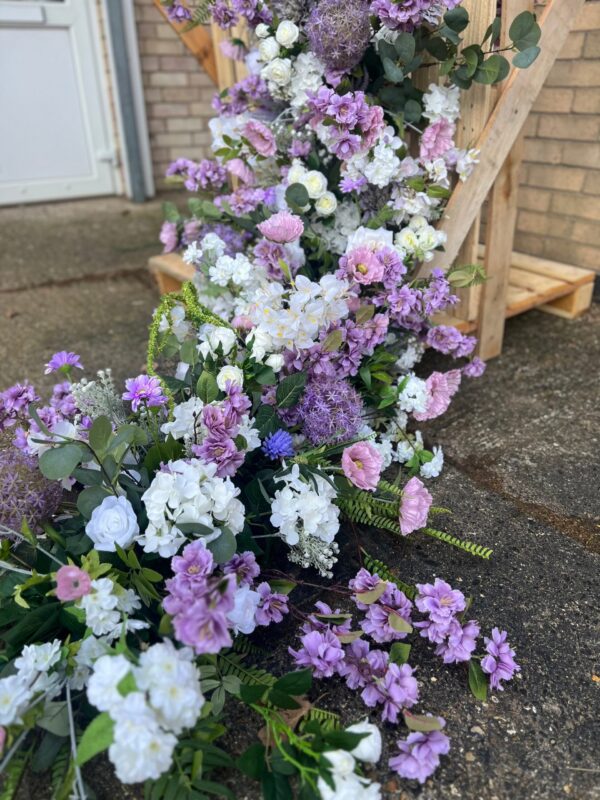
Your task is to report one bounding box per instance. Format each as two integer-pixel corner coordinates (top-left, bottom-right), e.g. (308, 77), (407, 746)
(505, 284), (538, 316)
(451, 0), (496, 322)
(476, 0), (532, 360)
(540, 283), (595, 319)
(508, 265), (565, 296)
(153, 0), (218, 84)
(508, 252), (594, 286)
(211, 22), (238, 91)
(424, 0), (587, 274)
(149, 253), (194, 283)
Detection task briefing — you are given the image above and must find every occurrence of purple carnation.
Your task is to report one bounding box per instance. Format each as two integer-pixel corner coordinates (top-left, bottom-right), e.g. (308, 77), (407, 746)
(463, 357), (486, 378)
(193, 434), (244, 478)
(389, 723), (450, 784)
(297, 377), (363, 446)
(288, 629), (345, 678)
(44, 351), (83, 375)
(481, 628), (520, 690)
(122, 375), (168, 413)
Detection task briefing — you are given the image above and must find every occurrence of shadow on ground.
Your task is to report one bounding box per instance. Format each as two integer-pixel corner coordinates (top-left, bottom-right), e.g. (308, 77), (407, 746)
(1, 197), (598, 800)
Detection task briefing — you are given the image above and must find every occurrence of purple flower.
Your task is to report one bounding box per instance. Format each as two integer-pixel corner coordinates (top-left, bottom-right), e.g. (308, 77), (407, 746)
(171, 539), (215, 589)
(0, 383), (38, 430)
(301, 601), (352, 637)
(166, 1), (193, 22)
(255, 582), (289, 626)
(361, 663), (419, 723)
(305, 0), (372, 71)
(159, 220), (179, 253)
(262, 430), (294, 460)
(223, 551), (260, 586)
(193, 434), (244, 478)
(481, 628), (520, 690)
(298, 377), (363, 446)
(0, 444), (62, 534)
(289, 139), (312, 158)
(349, 568), (382, 610)
(463, 357), (486, 378)
(415, 578), (466, 626)
(50, 382), (77, 417)
(435, 619), (480, 664)
(288, 629), (345, 678)
(337, 639), (390, 690)
(329, 130), (362, 160)
(44, 351), (83, 375)
(361, 584), (413, 643)
(389, 723), (450, 784)
(173, 598), (233, 654)
(122, 375), (168, 413)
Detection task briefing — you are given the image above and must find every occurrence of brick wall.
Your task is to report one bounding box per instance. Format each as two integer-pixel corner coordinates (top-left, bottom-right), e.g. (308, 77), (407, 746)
(133, 0), (216, 188)
(516, 1), (600, 271)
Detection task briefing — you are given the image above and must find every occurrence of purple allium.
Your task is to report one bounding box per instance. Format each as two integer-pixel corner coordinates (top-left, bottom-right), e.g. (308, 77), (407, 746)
(389, 723), (450, 784)
(435, 619), (480, 664)
(305, 0), (372, 71)
(297, 377), (363, 446)
(415, 578), (466, 626)
(166, 1), (193, 22)
(223, 551), (260, 586)
(361, 584), (413, 643)
(255, 581), (289, 626)
(463, 357), (487, 378)
(122, 375), (168, 413)
(288, 629), (345, 678)
(262, 430), (294, 460)
(44, 351), (83, 376)
(481, 628), (520, 690)
(361, 662), (419, 723)
(0, 437), (62, 534)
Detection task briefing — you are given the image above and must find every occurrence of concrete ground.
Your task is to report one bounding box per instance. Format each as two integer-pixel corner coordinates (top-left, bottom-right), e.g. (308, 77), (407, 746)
(1, 197), (598, 800)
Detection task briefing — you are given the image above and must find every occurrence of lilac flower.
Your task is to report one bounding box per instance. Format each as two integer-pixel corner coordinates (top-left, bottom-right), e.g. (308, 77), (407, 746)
(262, 430), (294, 460)
(166, 1), (192, 22)
(301, 601), (352, 637)
(463, 357), (487, 378)
(349, 568), (382, 610)
(340, 175), (368, 194)
(361, 584), (413, 643)
(289, 139), (312, 158)
(361, 663), (419, 723)
(435, 619), (480, 664)
(337, 639), (390, 690)
(193, 435), (244, 478)
(223, 551), (260, 586)
(420, 118), (455, 161)
(255, 582), (289, 626)
(426, 325), (476, 358)
(211, 0), (237, 28)
(159, 220), (179, 253)
(122, 375), (168, 413)
(288, 629), (345, 678)
(0, 383), (38, 430)
(223, 381), (252, 421)
(173, 597), (233, 654)
(423, 269), (458, 316)
(44, 351), (83, 375)
(389, 723), (450, 784)
(171, 539), (215, 590)
(298, 377), (363, 446)
(329, 130), (363, 160)
(415, 578), (466, 626)
(481, 628), (520, 690)
(50, 382), (77, 417)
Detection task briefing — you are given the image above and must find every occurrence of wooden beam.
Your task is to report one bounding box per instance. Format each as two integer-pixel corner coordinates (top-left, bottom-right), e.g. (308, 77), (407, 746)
(426, 0), (586, 274)
(477, 0), (533, 360)
(153, 0), (218, 84)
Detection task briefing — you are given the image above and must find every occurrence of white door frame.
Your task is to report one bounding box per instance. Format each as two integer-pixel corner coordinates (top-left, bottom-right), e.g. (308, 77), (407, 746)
(0, 0), (120, 205)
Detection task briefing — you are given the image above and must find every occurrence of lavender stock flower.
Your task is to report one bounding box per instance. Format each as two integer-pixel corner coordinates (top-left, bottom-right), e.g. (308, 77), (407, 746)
(288, 629), (345, 678)
(481, 628), (520, 690)
(255, 582), (289, 626)
(223, 551), (260, 586)
(44, 351), (83, 375)
(389, 722), (450, 784)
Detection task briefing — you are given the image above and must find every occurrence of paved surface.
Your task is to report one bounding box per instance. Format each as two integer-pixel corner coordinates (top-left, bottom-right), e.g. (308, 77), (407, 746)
(1, 197), (598, 800)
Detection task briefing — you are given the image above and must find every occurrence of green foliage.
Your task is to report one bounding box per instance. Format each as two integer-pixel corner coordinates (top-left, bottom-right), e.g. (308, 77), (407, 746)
(423, 528), (493, 559)
(76, 712), (114, 766)
(0, 746), (31, 800)
(276, 373), (307, 409)
(360, 549), (417, 601)
(468, 659), (488, 701)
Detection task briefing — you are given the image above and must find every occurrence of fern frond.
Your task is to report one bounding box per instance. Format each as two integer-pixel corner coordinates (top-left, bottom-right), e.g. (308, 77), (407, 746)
(339, 499), (400, 533)
(0, 746), (31, 800)
(423, 528), (493, 559)
(232, 635), (266, 659)
(305, 707), (340, 731)
(50, 744), (70, 798)
(377, 479), (404, 498)
(360, 550), (416, 600)
(217, 653), (276, 687)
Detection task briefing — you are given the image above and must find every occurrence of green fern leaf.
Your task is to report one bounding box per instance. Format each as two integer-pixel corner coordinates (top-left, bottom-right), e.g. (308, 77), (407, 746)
(423, 528), (493, 559)
(360, 549), (417, 600)
(217, 653), (276, 687)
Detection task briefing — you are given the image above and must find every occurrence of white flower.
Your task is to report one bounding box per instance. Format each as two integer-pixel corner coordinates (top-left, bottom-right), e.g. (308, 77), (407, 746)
(420, 446), (444, 479)
(0, 675), (32, 726)
(265, 353), (285, 372)
(346, 720), (382, 763)
(287, 160), (307, 185)
(345, 226), (394, 253)
(398, 375), (428, 414)
(14, 640), (62, 678)
(79, 578), (120, 637)
(86, 496), (139, 552)
(228, 585), (261, 635)
(70, 636), (110, 690)
(28, 420), (79, 457)
(422, 82), (461, 123)
(315, 192), (337, 216)
(299, 170), (328, 199)
(158, 303), (190, 342)
(87, 654), (132, 713)
(216, 364), (244, 391)
(324, 750), (356, 776)
(161, 397), (204, 440)
(262, 57), (292, 86)
(275, 20), (299, 47)
(258, 36), (280, 62)
(255, 23), (270, 38)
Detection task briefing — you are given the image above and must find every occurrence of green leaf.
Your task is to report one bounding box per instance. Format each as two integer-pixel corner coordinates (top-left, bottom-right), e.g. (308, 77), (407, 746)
(444, 6), (469, 32)
(262, 771), (293, 800)
(285, 183), (309, 209)
(268, 689), (301, 710)
(427, 184), (451, 199)
(76, 712), (114, 766)
(395, 32), (416, 63)
(162, 201), (180, 223)
(382, 57), (404, 83)
(354, 581), (387, 605)
(425, 36), (449, 61)
(474, 54), (509, 85)
(355, 304), (375, 324)
(237, 743), (266, 779)
(77, 486), (110, 519)
(254, 404), (283, 438)
(468, 659), (488, 701)
(273, 669), (312, 696)
(254, 365), (277, 385)
(462, 45), (482, 78)
(359, 366), (372, 389)
(88, 416), (113, 454)
(483, 17), (501, 44)
(390, 642), (412, 665)
(378, 40), (397, 62)
(322, 730), (367, 750)
(39, 443), (85, 481)
(321, 329), (344, 353)
(207, 528), (237, 564)
(239, 684), (266, 705)
(403, 711), (444, 732)
(509, 10), (535, 44)
(512, 46), (540, 68)
(276, 372), (307, 409)
(389, 612), (413, 635)
(268, 578), (297, 595)
(403, 99), (422, 123)
(36, 701), (70, 737)
(197, 371), (220, 403)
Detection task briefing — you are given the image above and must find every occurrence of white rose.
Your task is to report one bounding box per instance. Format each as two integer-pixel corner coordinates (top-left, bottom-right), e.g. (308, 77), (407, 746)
(262, 58), (292, 86)
(287, 161), (307, 185)
(255, 23), (270, 39)
(346, 720), (382, 763)
(315, 191), (338, 217)
(299, 170), (328, 199)
(216, 365), (244, 391)
(207, 326), (237, 356)
(86, 496), (139, 552)
(275, 20), (299, 48)
(265, 353), (285, 372)
(258, 36), (280, 62)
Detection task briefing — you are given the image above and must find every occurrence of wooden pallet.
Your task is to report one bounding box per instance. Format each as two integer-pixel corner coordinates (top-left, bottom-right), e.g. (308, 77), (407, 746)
(149, 249), (595, 333)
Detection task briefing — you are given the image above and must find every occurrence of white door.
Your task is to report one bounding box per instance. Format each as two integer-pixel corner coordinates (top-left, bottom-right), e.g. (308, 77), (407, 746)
(0, 0), (117, 205)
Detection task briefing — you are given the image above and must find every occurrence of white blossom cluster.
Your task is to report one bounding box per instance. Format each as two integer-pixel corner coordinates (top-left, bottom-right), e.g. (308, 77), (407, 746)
(312, 201), (361, 254)
(318, 721), (383, 800)
(342, 126), (404, 189)
(140, 458), (245, 557)
(395, 215), (447, 263)
(78, 577), (148, 639)
(270, 464), (340, 576)
(246, 274), (350, 360)
(86, 641), (204, 784)
(0, 640), (62, 727)
(287, 160), (337, 216)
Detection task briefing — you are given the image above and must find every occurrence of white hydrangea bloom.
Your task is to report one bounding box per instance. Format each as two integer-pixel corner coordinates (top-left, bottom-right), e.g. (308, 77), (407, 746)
(398, 375), (428, 414)
(227, 585), (261, 635)
(422, 82), (461, 123)
(0, 675), (33, 726)
(86, 654), (132, 713)
(161, 397), (204, 440)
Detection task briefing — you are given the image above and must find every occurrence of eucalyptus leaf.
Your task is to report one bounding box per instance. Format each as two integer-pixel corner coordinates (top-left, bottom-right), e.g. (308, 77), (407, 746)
(197, 371), (219, 404)
(208, 528), (237, 564)
(39, 443), (85, 481)
(88, 416), (113, 454)
(512, 46), (540, 68)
